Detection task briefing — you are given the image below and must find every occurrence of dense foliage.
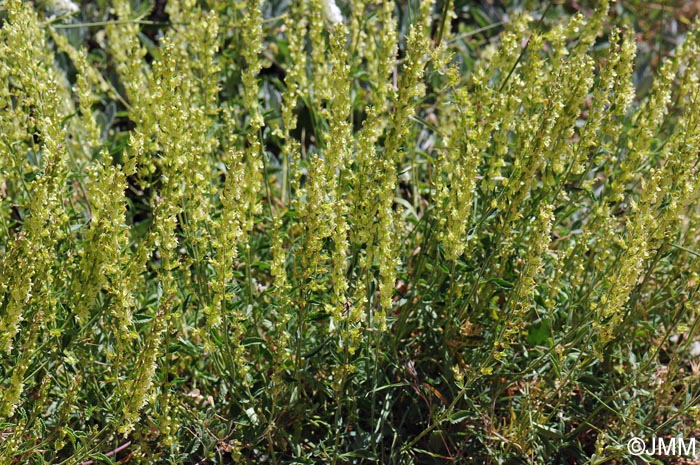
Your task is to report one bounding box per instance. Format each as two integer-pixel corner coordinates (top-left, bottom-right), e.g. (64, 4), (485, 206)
(1, 0), (700, 463)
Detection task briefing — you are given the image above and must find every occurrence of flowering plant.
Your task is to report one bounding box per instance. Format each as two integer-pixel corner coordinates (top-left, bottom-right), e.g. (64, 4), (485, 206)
(1, 0), (699, 462)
